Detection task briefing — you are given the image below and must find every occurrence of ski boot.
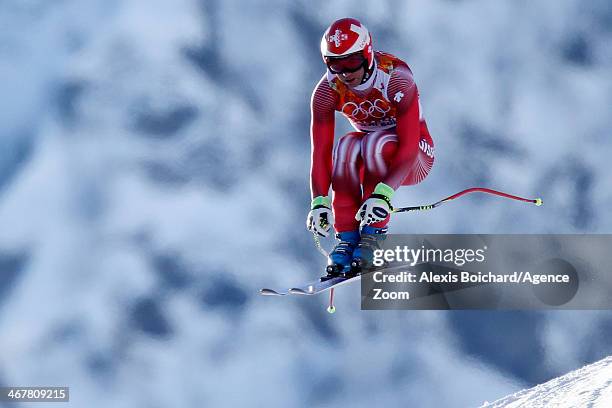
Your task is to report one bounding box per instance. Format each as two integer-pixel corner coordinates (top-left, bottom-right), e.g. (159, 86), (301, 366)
(323, 230), (360, 280)
(349, 226), (388, 276)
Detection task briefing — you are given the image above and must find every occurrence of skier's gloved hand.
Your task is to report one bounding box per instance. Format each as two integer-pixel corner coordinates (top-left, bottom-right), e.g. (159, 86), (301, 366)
(307, 196), (333, 237)
(356, 182), (394, 227)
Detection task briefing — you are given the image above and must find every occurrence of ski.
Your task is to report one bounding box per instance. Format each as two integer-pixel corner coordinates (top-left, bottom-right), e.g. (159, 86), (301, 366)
(259, 288), (289, 296)
(260, 264), (403, 298)
(289, 275), (360, 295)
(260, 276), (336, 296)
(259, 274), (355, 297)
(260, 273), (363, 297)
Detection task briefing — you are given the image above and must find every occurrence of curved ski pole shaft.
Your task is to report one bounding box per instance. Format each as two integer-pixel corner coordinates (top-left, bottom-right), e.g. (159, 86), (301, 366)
(327, 288), (336, 314)
(393, 187), (543, 214)
(392, 202), (443, 213)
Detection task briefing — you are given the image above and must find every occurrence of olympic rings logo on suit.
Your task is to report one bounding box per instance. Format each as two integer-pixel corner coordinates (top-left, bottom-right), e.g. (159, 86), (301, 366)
(341, 99), (391, 121)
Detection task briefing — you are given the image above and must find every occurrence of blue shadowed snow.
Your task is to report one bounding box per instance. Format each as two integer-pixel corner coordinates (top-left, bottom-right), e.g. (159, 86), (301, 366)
(0, 252), (27, 309)
(130, 296), (173, 338)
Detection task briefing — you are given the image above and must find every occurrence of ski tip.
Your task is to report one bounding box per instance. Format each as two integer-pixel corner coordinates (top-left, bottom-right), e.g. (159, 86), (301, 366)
(260, 288), (287, 296)
(289, 288), (310, 295)
(289, 283), (319, 295)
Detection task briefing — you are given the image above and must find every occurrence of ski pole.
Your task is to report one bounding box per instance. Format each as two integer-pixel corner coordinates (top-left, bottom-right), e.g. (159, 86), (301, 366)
(313, 187), (541, 314)
(392, 187), (542, 213)
(312, 188), (541, 258)
(311, 232), (337, 313)
(327, 288), (336, 314)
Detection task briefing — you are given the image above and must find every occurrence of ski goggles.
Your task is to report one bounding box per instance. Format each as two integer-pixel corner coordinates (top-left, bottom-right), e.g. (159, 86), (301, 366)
(325, 53), (366, 74)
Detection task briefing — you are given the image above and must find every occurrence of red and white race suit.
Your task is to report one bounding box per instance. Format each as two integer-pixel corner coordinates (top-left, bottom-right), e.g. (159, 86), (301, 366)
(310, 51), (435, 232)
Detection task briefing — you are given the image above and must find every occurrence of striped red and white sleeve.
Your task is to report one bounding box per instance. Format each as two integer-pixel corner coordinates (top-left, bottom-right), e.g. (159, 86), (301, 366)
(310, 75), (338, 199)
(381, 64), (421, 190)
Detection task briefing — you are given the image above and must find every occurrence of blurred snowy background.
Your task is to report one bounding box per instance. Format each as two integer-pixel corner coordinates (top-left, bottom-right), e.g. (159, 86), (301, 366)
(0, 0), (611, 407)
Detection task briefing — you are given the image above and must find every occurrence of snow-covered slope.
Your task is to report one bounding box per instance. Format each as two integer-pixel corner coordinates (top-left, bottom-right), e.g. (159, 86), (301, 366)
(483, 356), (612, 407)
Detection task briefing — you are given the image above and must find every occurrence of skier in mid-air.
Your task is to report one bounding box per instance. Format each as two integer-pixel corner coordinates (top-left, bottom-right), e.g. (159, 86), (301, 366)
(306, 17), (435, 278)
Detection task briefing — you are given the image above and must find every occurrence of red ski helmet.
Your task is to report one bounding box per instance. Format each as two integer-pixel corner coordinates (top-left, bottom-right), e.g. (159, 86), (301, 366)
(320, 18), (374, 70)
